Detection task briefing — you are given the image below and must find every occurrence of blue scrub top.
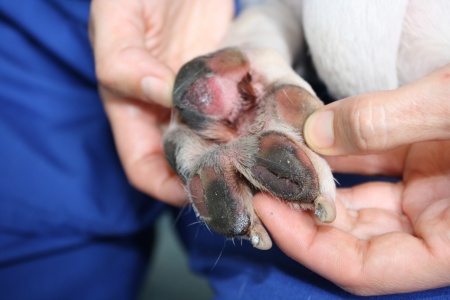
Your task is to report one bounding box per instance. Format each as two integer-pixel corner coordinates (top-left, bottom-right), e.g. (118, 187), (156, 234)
(0, 1), (163, 299)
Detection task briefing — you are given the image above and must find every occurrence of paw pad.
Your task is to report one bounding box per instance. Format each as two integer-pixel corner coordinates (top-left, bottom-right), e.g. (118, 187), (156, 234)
(164, 48), (336, 249)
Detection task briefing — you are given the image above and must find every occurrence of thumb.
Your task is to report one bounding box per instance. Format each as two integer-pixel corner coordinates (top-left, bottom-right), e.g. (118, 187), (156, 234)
(304, 64), (450, 155)
(96, 48), (175, 107)
(90, 0), (175, 107)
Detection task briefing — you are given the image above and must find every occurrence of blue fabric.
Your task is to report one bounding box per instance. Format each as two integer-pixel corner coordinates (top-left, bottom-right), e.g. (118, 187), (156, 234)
(0, 1), (163, 299)
(234, 0), (242, 16)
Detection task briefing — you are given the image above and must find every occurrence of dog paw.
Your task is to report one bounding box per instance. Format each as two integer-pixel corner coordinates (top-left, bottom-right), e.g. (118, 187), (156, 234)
(163, 48), (336, 250)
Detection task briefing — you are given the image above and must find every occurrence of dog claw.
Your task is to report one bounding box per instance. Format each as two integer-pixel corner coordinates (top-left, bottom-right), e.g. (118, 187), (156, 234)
(249, 221), (272, 250)
(314, 195), (336, 223)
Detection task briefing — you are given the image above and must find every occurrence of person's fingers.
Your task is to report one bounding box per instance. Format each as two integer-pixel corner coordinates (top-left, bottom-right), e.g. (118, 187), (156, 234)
(89, 0), (174, 107)
(304, 64), (450, 156)
(336, 182), (403, 212)
(253, 194), (450, 295)
(324, 146), (408, 177)
(102, 91), (187, 205)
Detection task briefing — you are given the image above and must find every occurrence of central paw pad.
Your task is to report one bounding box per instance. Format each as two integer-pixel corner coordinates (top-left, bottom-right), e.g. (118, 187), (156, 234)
(164, 48), (336, 250)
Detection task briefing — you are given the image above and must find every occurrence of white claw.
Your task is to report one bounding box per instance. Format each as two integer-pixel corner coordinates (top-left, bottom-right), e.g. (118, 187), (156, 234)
(314, 195), (336, 223)
(249, 221), (272, 250)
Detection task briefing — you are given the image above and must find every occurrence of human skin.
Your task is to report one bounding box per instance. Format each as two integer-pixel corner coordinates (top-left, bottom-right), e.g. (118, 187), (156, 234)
(89, 0), (234, 205)
(254, 64), (450, 295)
(90, 2), (450, 293)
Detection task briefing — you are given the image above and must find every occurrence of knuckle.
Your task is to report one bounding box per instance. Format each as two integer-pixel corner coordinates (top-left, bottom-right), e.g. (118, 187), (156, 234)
(337, 267), (376, 296)
(344, 285), (377, 297)
(125, 166), (143, 191)
(95, 57), (117, 87)
(123, 160), (151, 195)
(346, 97), (388, 153)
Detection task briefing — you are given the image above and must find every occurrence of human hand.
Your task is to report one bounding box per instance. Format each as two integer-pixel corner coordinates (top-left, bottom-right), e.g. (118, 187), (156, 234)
(254, 64), (450, 295)
(89, 0), (233, 205)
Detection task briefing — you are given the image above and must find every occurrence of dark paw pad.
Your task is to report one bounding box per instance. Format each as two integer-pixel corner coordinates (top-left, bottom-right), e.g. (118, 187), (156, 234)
(252, 132), (318, 203)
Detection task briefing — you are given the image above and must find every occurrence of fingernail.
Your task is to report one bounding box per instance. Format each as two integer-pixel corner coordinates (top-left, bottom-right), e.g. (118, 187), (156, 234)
(141, 76), (173, 107)
(304, 110), (335, 150)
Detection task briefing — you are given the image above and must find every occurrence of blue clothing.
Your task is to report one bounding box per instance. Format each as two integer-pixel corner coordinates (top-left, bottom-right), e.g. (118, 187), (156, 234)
(0, 0), (449, 299)
(0, 1), (163, 299)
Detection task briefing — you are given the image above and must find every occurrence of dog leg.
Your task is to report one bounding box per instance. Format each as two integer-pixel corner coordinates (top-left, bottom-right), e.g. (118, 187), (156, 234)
(163, 3), (335, 249)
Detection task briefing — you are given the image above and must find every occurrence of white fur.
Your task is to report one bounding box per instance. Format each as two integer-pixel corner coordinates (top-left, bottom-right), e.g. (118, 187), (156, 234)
(397, 0), (450, 85)
(238, 0), (450, 98)
(303, 0), (408, 98)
